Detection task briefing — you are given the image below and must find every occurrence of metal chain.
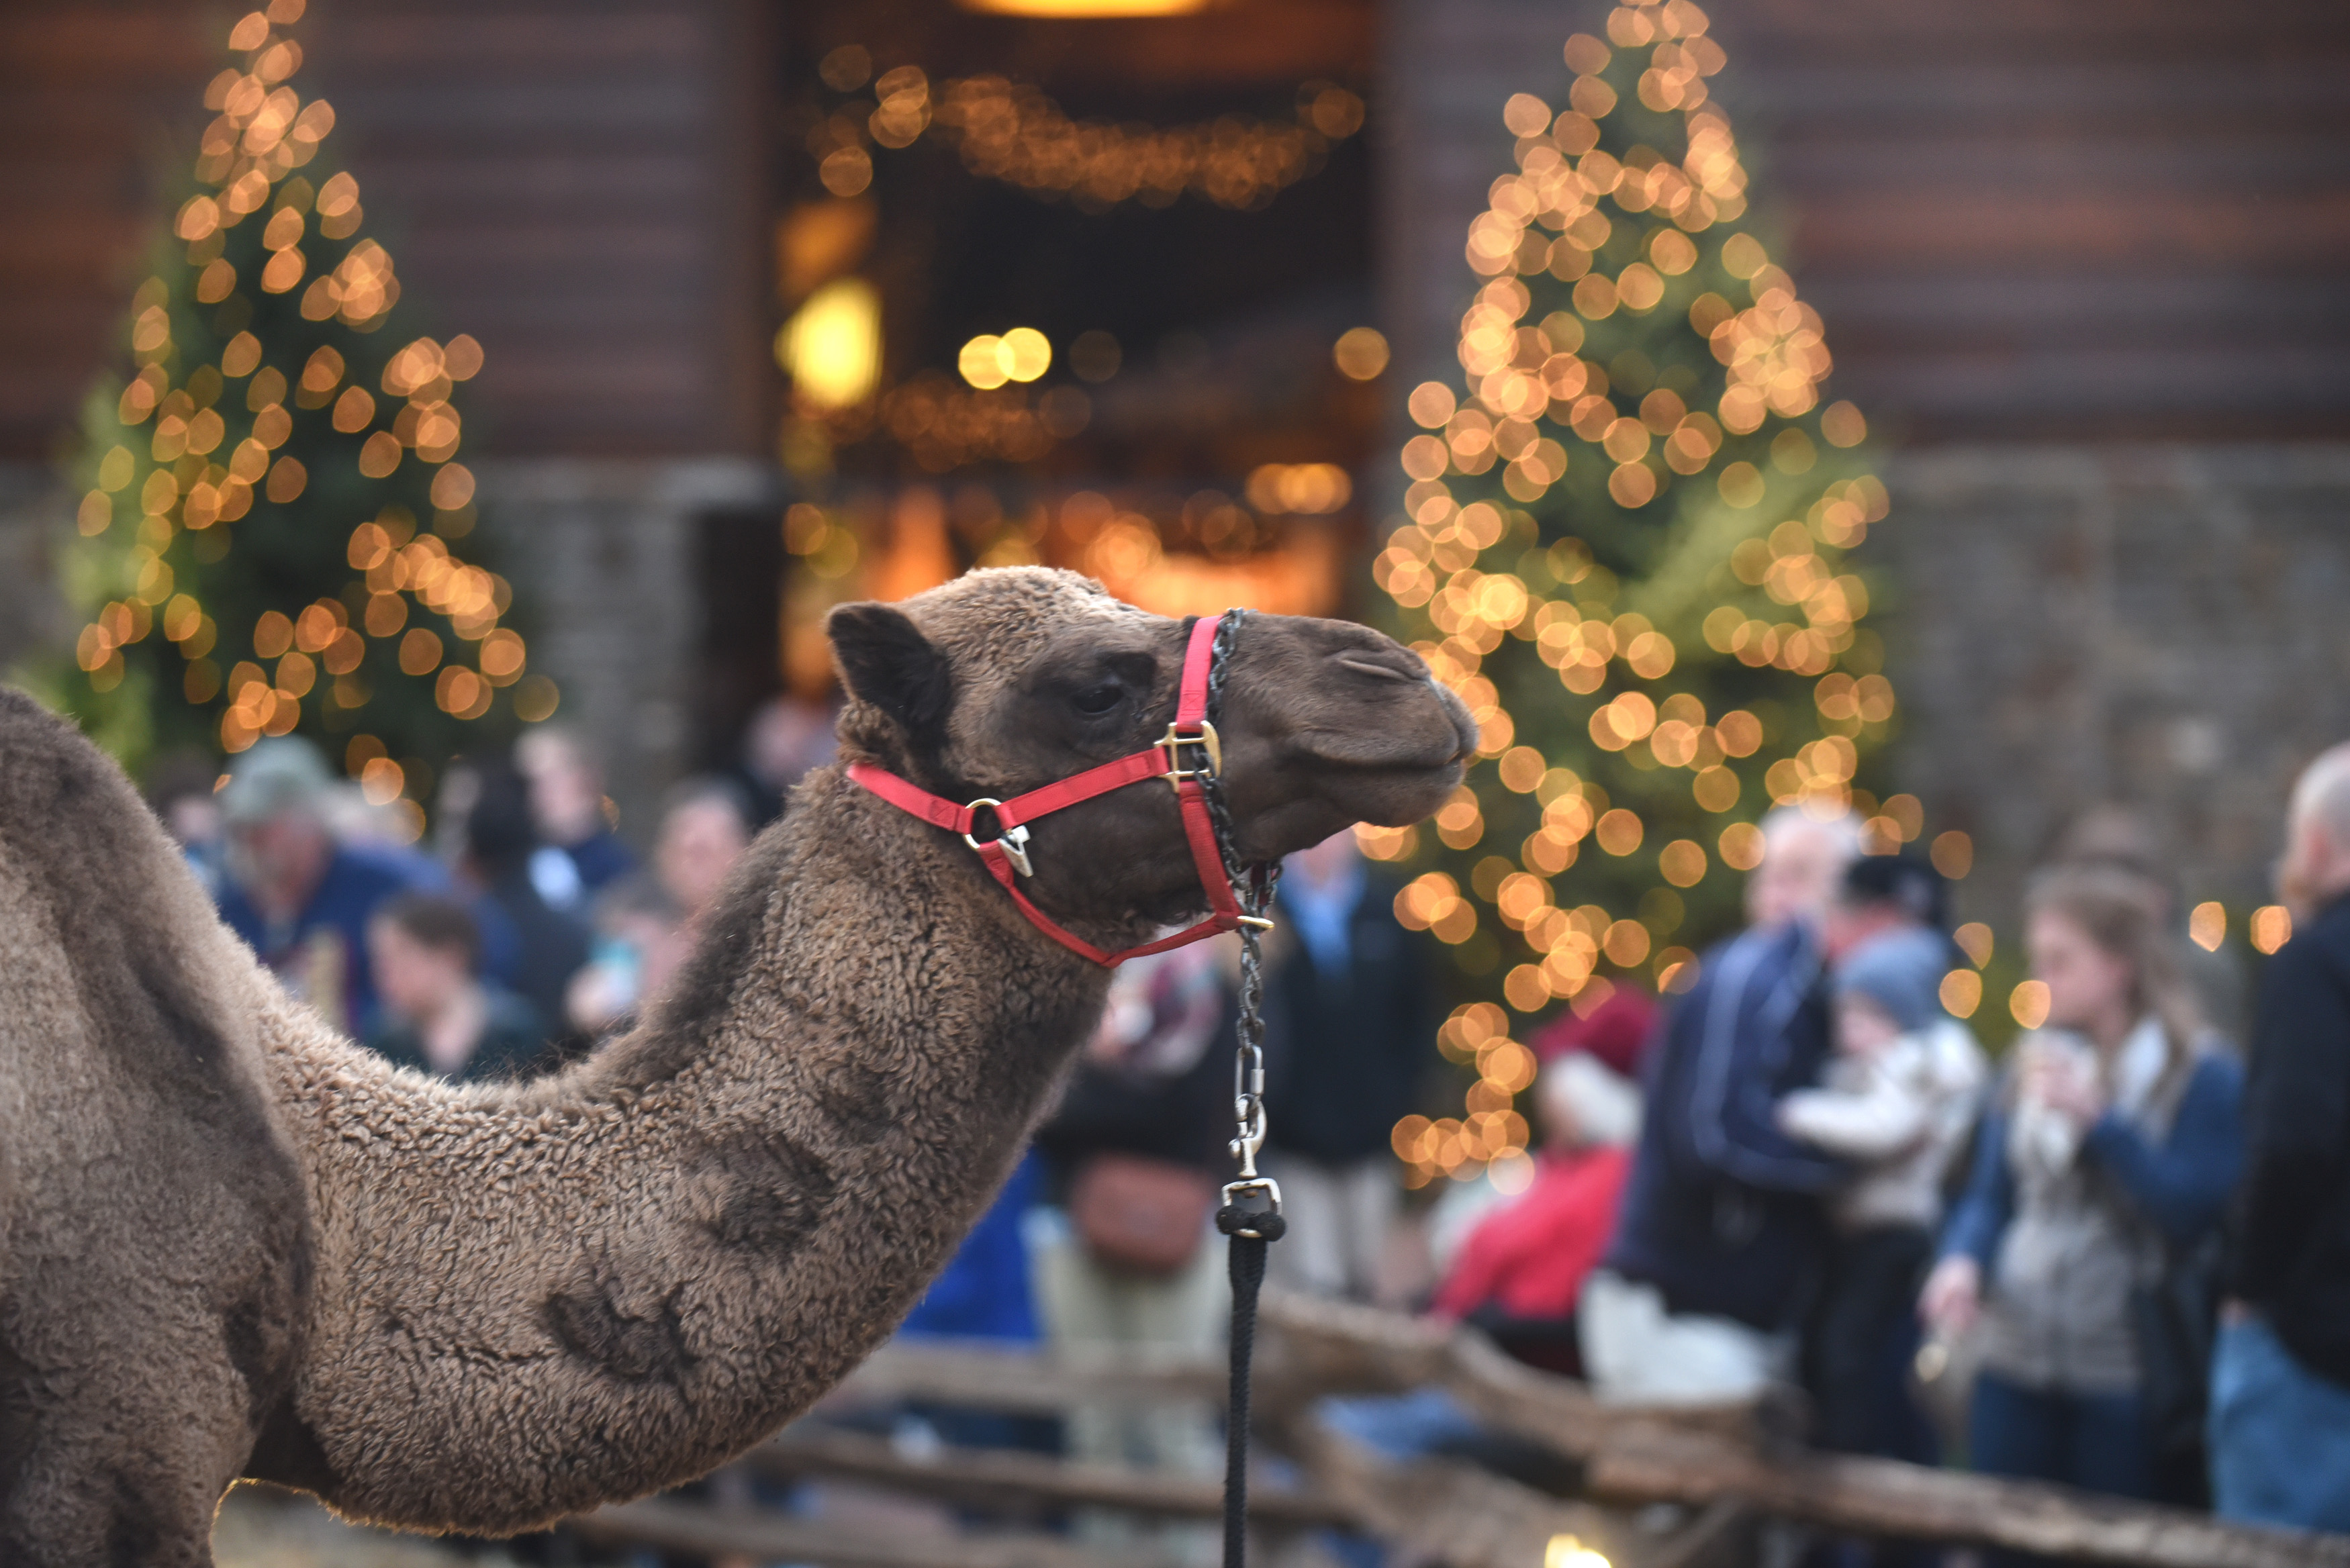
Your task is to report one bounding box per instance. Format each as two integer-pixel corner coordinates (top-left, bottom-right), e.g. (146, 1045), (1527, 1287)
(1200, 607), (1283, 1568)
(1199, 609), (1280, 1186)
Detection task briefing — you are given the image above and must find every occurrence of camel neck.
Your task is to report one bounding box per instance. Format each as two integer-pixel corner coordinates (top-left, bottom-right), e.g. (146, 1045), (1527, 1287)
(258, 766), (1109, 1534)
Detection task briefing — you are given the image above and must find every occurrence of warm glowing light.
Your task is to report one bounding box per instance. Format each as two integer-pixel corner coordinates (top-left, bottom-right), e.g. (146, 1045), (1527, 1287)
(1545, 1535), (1610, 1568)
(1930, 830), (1973, 879)
(778, 278), (882, 409)
(922, 73), (1360, 211)
(1821, 400), (1867, 446)
(2010, 979), (2051, 1030)
(1244, 463), (1353, 516)
(2251, 905), (2292, 955)
(1720, 820), (1764, 870)
(959, 335), (1009, 389)
(1939, 969), (1981, 1020)
(959, 0), (1207, 13)
(999, 327), (1051, 382)
(1408, 381), (1457, 428)
(819, 147), (872, 197)
(2188, 901), (2226, 952)
(1953, 921), (1993, 967)
(957, 328), (1053, 389)
(1333, 326), (1390, 381)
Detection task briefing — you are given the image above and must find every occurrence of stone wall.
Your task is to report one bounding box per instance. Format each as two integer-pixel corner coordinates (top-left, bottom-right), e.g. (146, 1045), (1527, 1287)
(1, 456), (775, 848)
(0, 467), (68, 675)
(473, 458), (777, 841)
(1875, 443), (2350, 924)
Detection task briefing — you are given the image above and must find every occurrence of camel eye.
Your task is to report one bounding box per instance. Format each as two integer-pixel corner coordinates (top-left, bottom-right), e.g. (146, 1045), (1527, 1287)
(1072, 681), (1124, 716)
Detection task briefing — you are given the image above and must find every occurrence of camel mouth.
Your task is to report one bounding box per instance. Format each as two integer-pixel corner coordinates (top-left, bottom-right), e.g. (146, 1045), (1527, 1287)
(1282, 697), (1476, 833)
(1289, 671), (1481, 776)
(1316, 752), (1470, 828)
(1296, 736), (1473, 780)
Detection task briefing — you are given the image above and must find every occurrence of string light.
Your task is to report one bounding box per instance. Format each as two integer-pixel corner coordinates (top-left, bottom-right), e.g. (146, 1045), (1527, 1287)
(876, 373), (1092, 471)
(775, 484), (1343, 685)
(1376, 0), (1944, 1182)
(957, 327), (1053, 389)
(808, 56), (1366, 212)
(65, 0), (543, 817)
(778, 278), (883, 409)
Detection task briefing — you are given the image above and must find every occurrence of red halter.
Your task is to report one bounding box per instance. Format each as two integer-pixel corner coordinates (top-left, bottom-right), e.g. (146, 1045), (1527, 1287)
(847, 611), (1270, 968)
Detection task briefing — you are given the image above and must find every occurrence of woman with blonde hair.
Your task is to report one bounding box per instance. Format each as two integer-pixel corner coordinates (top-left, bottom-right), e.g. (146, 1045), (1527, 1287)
(1920, 867), (2243, 1515)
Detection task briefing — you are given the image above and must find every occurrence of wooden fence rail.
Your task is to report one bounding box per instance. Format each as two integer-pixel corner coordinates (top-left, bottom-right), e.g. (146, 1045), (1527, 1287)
(573, 1291), (2350, 1568)
(1259, 1291), (2350, 1568)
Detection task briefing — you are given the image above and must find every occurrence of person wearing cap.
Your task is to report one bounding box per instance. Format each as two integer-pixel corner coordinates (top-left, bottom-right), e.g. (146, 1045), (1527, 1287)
(1780, 926), (1985, 1462)
(215, 737), (441, 1034)
(1582, 807), (1862, 1405)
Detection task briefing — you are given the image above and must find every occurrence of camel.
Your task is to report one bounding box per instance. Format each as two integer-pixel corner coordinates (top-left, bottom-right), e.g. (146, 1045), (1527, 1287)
(0, 567), (1476, 1565)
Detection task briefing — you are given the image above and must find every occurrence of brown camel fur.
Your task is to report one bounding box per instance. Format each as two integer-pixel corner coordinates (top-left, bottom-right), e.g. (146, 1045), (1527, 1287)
(0, 567), (1475, 1565)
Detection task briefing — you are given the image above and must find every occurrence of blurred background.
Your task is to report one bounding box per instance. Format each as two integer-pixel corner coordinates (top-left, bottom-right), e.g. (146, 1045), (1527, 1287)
(6, 0), (2348, 927)
(10, 3), (2350, 1565)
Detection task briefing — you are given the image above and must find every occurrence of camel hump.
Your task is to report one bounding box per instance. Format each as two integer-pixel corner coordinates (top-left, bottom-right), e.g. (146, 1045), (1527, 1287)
(0, 687), (314, 1547)
(0, 685), (256, 1095)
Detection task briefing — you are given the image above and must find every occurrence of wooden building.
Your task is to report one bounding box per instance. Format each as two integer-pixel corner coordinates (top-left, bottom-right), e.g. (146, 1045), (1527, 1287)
(4, 0), (2349, 914)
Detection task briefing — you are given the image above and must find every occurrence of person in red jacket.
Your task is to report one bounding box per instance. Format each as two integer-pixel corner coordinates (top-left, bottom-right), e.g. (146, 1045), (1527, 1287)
(1430, 989), (1652, 1371)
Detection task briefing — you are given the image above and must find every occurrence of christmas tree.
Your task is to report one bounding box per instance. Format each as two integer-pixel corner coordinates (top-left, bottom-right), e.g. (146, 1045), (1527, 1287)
(54, 0), (549, 822)
(1370, 0), (1916, 1185)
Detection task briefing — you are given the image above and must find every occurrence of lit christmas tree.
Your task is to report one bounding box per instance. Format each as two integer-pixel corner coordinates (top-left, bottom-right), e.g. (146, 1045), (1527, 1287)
(1371, 0), (1929, 1185)
(55, 0), (550, 822)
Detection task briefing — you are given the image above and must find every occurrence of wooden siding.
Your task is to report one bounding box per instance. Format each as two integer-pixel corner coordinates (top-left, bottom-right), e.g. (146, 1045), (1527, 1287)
(1382, 0), (2350, 445)
(0, 1), (218, 460)
(1715, 0), (2350, 442)
(5, 0), (2349, 458)
(0, 0), (771, 461)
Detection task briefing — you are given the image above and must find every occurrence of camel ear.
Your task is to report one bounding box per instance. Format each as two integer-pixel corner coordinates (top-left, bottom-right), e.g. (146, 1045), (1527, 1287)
(829, 602), (952, 746)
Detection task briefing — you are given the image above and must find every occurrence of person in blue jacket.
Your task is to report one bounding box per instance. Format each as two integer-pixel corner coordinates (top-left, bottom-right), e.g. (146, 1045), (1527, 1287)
(216, 737), (440, 1035)
(1581, 806), (1865, 1404)
(1920, 866), (2241, 1514)
(899, 1151), (1044, 1346)
(884, 1153), (1052, 1456)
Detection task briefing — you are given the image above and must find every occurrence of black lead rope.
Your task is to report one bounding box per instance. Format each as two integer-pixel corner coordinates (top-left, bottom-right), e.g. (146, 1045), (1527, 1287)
(1199, 609), (1284, 1568)
(1215, 1195), (1282, 1568)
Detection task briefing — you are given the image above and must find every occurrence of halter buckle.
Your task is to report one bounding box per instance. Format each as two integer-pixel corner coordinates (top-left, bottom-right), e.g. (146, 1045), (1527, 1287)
(961, 799), (1035, 878)
(1158, 719), (1221, 793)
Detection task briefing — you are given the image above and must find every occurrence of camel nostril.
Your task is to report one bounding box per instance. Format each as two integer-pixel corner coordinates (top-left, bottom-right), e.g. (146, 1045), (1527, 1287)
(1333, 654), (1414, 684)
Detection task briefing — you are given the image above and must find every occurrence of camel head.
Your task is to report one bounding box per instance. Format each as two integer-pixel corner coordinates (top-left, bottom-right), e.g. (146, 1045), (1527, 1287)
(828, 567), (1478, 932)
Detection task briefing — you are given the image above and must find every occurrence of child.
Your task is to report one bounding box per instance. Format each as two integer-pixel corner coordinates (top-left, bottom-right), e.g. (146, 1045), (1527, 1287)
(365, 892), (553, 1083)
(1779, 926), (1986, 1459)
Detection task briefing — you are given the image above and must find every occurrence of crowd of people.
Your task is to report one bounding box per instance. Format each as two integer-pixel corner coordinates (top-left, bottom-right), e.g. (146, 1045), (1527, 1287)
(154, 703), (2350, 1555)
(1579, 758), (2350, 1551)
(154, 696), (837, 1086)
(892, 750), (2350, 1560)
